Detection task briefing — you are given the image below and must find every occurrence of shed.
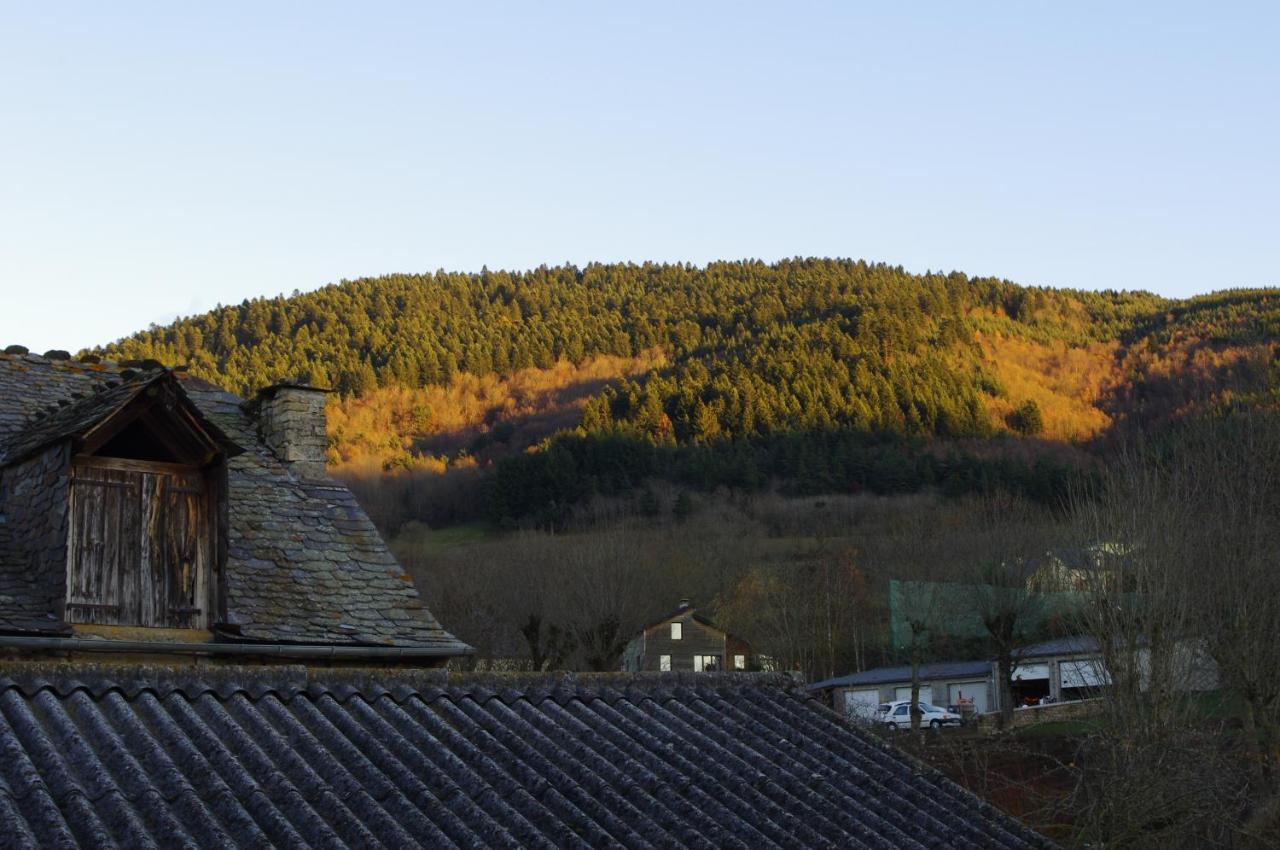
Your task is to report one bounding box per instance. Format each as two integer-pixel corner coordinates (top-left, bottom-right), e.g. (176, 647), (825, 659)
(1000, 636), (1106, 709)
(809, 660), (994, 721)
(999, 634), (1219, 712)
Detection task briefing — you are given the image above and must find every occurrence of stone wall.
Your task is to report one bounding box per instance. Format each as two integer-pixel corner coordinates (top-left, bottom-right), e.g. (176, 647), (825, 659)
(257, 386), (328, 480)
(974, 697), (1101, 732)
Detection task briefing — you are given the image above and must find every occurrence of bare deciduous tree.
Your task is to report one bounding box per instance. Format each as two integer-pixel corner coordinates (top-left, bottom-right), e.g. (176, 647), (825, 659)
(715, 544), (871, 681)
(1065, 412), (1280, 847)
(950, 494), (1066, 727)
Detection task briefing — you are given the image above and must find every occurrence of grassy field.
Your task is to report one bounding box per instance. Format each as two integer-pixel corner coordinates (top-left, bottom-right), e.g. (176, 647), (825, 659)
(390, 521), (490, 558)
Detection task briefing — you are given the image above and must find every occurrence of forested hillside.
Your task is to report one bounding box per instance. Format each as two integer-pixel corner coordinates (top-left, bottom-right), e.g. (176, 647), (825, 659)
(101, 259), (1165, 431)
(97, 260), (1280, 525)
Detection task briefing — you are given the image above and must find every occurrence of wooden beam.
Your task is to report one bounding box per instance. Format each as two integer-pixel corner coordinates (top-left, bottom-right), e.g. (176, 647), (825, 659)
(79, 400), (148, 456)
(74, 456), (198, 476)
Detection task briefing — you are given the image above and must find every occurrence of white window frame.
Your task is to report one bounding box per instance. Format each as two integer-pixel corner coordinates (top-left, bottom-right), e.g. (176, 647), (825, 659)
(671, 622), (682, 640)
(734, 654), (746, 670)
(659, 654), (671, 672)
(693, 654), (718, 672)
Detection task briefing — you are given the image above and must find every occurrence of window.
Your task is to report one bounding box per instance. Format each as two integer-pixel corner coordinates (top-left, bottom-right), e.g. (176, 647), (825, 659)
(734, 654), (746, 670)
(670, 622), (682, 640)
(659, 654), (671, 672)
(693, 654), (719, 672)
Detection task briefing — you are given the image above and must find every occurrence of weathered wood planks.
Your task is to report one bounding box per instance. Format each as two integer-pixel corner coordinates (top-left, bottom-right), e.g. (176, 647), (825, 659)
(66, 460), (211, 628)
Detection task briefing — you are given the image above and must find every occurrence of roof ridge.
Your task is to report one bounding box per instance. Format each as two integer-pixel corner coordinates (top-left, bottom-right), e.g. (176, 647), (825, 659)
(0, 348), (189, 376)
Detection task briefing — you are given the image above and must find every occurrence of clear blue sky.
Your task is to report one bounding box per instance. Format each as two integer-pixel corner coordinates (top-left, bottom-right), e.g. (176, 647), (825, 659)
(2, 2), (1277, 353)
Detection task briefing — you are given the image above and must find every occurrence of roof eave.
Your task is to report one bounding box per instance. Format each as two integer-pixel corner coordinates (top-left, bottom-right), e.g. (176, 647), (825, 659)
(0, 633), (475, 660)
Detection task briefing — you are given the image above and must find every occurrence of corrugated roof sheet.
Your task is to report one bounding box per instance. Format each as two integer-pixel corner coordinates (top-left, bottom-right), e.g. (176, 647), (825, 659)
(809, 661), (993, 692)
(0, 665), (1053, 849)
(1018, 636), (1099, 658)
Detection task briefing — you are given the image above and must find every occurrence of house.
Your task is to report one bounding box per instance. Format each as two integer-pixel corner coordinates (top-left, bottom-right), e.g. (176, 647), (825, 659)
(1024, 543), (1128, 593)
(808, 660), (995, 721)
(0, 348), (469, 659)
(620, 598), (753, 673)
(0, 348), (1053, 848)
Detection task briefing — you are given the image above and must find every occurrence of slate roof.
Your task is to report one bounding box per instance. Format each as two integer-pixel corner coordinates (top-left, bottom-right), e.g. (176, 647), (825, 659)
(0, 372), (153, 466)
(0, 369), (237, 467)
(0, 520), (68, 636)
(808, 660), (994, 692)
(0, 665), (1054, 849)
(1017, 636), (1100, 659)
(0, 350), (469, 653)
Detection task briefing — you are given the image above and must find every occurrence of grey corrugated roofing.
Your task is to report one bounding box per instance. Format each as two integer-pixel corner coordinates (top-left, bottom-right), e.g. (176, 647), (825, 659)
(1018, 636), (1099, 658)
(0, 665), (1053, 849)
(0, 352), (469, 652)
(809, 660), (993, 692)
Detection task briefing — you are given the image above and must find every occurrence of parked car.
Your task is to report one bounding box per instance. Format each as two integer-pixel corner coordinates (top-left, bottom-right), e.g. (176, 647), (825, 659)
(874, 700), (964, 730)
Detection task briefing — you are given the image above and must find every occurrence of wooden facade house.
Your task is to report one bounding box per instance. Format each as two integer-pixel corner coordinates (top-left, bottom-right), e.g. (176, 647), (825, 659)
(620, 598), (754, 673)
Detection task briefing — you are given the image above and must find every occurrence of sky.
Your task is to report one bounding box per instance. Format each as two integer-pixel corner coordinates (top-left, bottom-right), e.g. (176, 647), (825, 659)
(1, 2), (1277, 353)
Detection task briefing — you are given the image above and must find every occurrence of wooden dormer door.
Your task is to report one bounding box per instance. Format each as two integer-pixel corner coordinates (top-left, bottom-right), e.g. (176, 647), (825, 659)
(66, 458), (212, 629)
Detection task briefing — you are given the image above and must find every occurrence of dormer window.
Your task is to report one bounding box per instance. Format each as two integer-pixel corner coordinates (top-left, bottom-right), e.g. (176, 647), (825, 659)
(67, 455), (216, 629)
(40, 372), (240, 630)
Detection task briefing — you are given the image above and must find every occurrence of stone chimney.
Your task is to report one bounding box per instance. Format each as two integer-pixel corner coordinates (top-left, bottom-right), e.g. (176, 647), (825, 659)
(254, 383), (331, 479)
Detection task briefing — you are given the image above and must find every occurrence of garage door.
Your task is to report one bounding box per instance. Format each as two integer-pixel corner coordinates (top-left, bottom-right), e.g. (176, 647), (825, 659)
(1060, 659), (1110, 688)
(1011, 663), (1050, 681)
(948, 682), (988, 715)
(894, 685), (933, 704)
(842, 689), (880, 721)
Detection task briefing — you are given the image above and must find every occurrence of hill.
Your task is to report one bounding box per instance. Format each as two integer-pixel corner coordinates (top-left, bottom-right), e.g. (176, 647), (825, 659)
(95, 260), (1280, 526)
